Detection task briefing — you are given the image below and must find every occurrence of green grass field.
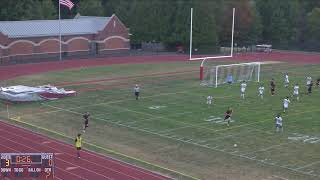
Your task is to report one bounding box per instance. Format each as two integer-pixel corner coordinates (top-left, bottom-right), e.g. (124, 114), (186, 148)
(0, 61), (319, 180)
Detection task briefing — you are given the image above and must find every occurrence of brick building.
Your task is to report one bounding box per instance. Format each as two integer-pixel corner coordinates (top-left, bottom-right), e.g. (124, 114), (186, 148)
(0, 14), (130, 63)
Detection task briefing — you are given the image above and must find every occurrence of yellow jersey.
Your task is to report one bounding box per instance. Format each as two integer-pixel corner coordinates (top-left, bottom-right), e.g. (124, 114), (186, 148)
(75, 137), (82, 148)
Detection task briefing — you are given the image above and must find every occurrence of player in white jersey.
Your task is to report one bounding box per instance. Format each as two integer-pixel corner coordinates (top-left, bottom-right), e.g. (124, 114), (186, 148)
(275, 113), (283, 132)
(258, 85), (265, 99)
(206, 95), (213, 107)
(240, 81), (247, 99)
(134, 84), (140, 100)
(283, 96), (291, 113)
(306, 76), (312, 86)
(284, 73), (289, 88)
(293, 84), (299, 101)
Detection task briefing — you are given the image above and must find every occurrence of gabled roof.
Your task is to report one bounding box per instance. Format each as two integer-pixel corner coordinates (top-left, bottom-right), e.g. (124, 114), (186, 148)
(0, 16), (111, 38)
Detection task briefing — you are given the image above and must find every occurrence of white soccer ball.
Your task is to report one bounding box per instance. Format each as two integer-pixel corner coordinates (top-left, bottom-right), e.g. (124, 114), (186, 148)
(234, 144), (237, 147)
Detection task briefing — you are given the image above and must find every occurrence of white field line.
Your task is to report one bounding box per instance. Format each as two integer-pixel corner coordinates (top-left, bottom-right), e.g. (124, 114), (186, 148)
(42, 97), (312, 148)
(38, 105), (319, 178)
(240, 141), (295, 156)
(294, 160), (320, 170)
(263, 175), (289, 180)
(108, 103), (320, 138)
(125, 111), (193, 125)
(20, 91), (189, 118)
(103, 104), (221, 133)
(198, 128), (260, 144)
(105, 95), (234, 134)
(158, 121), (212, 134)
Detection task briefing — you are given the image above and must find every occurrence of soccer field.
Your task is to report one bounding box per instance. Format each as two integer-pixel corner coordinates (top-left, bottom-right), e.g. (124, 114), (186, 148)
(1, 61), (319, 180)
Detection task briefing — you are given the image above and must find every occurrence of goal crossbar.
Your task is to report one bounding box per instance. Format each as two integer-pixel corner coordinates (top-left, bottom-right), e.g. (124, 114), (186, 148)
(200, 61), (261, 87)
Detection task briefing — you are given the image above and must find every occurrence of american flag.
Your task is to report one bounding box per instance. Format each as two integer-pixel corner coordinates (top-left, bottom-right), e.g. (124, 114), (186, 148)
(59, 0), (74, 10)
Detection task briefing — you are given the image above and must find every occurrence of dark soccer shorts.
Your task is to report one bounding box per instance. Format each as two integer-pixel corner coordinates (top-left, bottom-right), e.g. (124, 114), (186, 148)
(76, 147), (81, 150)
(224, 115), (231, 120)
(135, 92), (139, 96)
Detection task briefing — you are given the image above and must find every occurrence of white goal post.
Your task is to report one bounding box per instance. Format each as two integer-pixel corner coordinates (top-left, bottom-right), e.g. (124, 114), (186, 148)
(200, 60), (261, 88)
(189, 8), (235, 61)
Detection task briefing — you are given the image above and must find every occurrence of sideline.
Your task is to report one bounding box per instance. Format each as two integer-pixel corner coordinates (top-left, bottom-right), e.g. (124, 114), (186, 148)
(3, 117), (201, 180)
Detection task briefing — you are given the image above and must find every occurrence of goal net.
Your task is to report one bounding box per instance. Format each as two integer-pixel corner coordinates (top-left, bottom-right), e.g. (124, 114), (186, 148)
(200, 61), (260, 87)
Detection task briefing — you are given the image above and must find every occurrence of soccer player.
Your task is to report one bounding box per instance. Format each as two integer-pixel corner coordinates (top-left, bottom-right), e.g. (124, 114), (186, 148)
(258, 84), (265, 99)
(316, 78), (320, 87)
(206, 95), (213, 107)
(227, 74), (233, 84)
(283, 96), (291, 113)
(270, 78), (276, 96)
(75, 133), (83, 158)
(240, 81), (247, 99)
(306, 76), (312, 86)
(224, 107), (233, 127)
(284, 73), (289, 88)
(307, 80), (313, 95)
(275, 113), (283, 132)
(293, 83), (299, 101)
(134, 84), (140, 100)
(82, 112), (90, 133)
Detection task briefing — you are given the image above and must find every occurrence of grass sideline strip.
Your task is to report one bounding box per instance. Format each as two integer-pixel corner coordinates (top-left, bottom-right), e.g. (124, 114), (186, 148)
(3, 116), (201, 180)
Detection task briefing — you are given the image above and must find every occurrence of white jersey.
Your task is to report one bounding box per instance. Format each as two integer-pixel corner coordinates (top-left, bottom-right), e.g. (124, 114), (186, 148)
(283, 98), (290, 108)
(134, 87), (140, 93)
(307, 77), (312, 85)
(275, 116), (283, 126)
(258, 86), (264, 95)
(285, 75), (289, 83)
(240, 83), (247, 93)
(207, 96), (213, 104)
(293, 85), (299, 95)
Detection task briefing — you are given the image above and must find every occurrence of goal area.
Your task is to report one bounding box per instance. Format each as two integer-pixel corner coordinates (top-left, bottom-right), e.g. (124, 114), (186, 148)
(200, 60), (261, 87)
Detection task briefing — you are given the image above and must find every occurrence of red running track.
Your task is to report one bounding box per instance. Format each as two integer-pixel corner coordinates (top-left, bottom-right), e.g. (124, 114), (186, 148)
(1, 51), (319, 81)
(0, 121), (172, 180)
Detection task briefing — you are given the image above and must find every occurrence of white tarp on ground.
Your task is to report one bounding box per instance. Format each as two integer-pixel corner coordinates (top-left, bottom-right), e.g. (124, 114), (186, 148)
(0, 85), (76, 102)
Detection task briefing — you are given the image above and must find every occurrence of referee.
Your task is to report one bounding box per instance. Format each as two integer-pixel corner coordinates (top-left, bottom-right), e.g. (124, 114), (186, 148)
(75, 133), (82, 159)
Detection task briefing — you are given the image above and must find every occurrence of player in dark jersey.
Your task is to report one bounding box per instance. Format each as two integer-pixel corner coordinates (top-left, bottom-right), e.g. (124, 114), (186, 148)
(307, 81), (313, 95)
(270, 78), (276, 96)
(82, 112), (90, 133)
(224, 107), (233, 127)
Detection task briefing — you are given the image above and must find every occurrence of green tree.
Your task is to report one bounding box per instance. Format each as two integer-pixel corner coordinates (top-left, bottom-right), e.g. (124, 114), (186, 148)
(78, 0), (104, 16)
(35, 0), (57, 20)
(305, 7), (320, 50)
(191, 0), (218, 53)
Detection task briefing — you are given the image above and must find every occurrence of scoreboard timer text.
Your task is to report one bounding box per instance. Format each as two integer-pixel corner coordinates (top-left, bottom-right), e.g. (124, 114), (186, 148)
(1, 153), (54, 178)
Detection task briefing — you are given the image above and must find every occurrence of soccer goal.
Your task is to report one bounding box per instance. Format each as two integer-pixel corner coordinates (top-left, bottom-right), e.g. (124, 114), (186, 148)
(189, 8), (235, 61)
(200, 60), (261, 87)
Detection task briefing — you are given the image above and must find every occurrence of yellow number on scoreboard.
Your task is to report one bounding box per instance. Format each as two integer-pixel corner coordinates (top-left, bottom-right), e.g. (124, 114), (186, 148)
(5, 159), (10, 167)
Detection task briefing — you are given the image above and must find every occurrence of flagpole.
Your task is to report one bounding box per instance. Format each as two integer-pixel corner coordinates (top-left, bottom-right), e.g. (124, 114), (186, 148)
(59, 0), (62, 60)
